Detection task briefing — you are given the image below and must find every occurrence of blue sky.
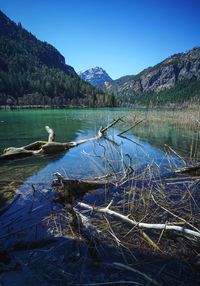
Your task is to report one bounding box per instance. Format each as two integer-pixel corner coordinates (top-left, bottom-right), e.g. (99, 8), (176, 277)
(1, 0), (200, 79)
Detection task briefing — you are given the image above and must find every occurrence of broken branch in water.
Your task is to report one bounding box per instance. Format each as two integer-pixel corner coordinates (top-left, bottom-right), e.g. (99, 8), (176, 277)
(113, 262), (160, 286)
(77, 202), (200, 239)
(100, 117), (124, 134)
(117, 119), (144, 137)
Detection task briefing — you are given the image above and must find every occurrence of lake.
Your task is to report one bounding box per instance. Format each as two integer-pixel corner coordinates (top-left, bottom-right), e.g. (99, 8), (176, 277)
(0, 108), (200, 285)
(0, 107), (199, 232)
(0, 108), (199, 193)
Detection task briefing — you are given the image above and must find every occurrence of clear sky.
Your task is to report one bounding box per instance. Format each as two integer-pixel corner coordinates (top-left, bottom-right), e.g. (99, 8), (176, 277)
(0, 0), (200, 79)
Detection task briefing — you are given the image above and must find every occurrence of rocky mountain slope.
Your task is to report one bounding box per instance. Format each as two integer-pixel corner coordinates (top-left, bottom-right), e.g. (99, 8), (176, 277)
(105, 48), (200, 104)
(78, 67), (112, 88)
(0, 10), (106, 107)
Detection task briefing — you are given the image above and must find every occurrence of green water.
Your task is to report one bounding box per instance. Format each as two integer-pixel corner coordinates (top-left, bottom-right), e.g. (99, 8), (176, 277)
(0, 108), (199, 192)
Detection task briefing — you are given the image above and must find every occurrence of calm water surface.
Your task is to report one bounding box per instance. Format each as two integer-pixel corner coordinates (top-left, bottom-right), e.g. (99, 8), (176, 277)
(0, 108), (199, 187)
(0, 108), (199, 248)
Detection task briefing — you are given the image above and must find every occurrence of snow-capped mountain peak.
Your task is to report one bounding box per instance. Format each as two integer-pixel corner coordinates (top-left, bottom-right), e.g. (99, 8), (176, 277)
(78, 67), (112, 88)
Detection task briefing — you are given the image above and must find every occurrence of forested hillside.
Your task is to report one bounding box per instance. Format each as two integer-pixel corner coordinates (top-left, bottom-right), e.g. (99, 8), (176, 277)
(0, 10), (108, 107)
(105, 48), (200, 106)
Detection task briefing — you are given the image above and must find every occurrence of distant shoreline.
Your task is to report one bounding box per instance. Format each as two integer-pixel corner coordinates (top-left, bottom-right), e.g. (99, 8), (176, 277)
(0, 105), (88, 110)
(0, 102), (199, 110)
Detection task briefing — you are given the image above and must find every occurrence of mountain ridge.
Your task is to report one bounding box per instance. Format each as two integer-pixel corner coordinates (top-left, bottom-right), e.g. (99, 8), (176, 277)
(0, 10), (200, 107)
(0, 10), (108, 107)
(104, 47), (200, 104)
(78, 66), (112, 88)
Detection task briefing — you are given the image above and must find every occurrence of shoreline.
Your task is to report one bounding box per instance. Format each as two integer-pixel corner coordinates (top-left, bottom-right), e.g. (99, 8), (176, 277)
(0, 102), (200, 110)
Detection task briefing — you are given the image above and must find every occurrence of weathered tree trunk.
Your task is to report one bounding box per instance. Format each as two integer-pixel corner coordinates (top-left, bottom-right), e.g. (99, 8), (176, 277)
(0, 118), (122, 161)
(52, 172), (115, 204)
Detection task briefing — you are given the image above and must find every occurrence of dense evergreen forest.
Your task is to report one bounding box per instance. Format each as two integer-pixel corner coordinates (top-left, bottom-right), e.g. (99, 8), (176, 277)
(0, 11), (114, 107)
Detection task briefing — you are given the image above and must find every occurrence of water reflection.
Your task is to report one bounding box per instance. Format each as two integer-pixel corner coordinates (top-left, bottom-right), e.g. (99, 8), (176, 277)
(0, 108), (198, 192)
(0, 108), (192, 251)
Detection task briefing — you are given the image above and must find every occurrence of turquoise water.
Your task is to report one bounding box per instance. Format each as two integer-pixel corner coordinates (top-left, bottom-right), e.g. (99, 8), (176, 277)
(0, 108), (198, 190)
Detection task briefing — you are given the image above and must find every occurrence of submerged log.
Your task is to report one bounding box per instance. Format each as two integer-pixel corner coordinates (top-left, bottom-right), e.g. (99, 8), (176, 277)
(52, 172), (114, 204)
(1, 147), (36, 160)
(0, 194), (21, 215)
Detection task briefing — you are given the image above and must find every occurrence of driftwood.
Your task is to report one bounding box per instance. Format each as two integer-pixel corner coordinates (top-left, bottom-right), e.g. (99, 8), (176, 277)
(52, 164), (134, 205)
(78, 201), (200, 239)
(175, 163), (200, 174)
(52, 172), (116, 204)
(0, 118), (122, 161)
(51, 173), (101, 258)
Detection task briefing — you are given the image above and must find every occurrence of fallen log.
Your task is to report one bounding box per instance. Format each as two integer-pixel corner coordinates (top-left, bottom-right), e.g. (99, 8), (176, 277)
(77, 202), (200, 239)
(0, 118), (122, 161)
(22, 141), (47, 151)
(1, 147), (36, 160)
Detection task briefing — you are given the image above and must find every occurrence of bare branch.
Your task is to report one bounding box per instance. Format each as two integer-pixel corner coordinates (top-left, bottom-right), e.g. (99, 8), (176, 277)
(100, 117), (124, 134)
(45, 126), (55, 142)
(164, 144), (187, 166)
(117, 119), (144, 137)
(78, 202), (200, 239)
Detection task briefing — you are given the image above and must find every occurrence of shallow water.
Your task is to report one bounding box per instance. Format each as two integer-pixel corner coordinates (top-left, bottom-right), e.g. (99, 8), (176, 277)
(0, 108), (198, 245)
(0, 108), (198, 179)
